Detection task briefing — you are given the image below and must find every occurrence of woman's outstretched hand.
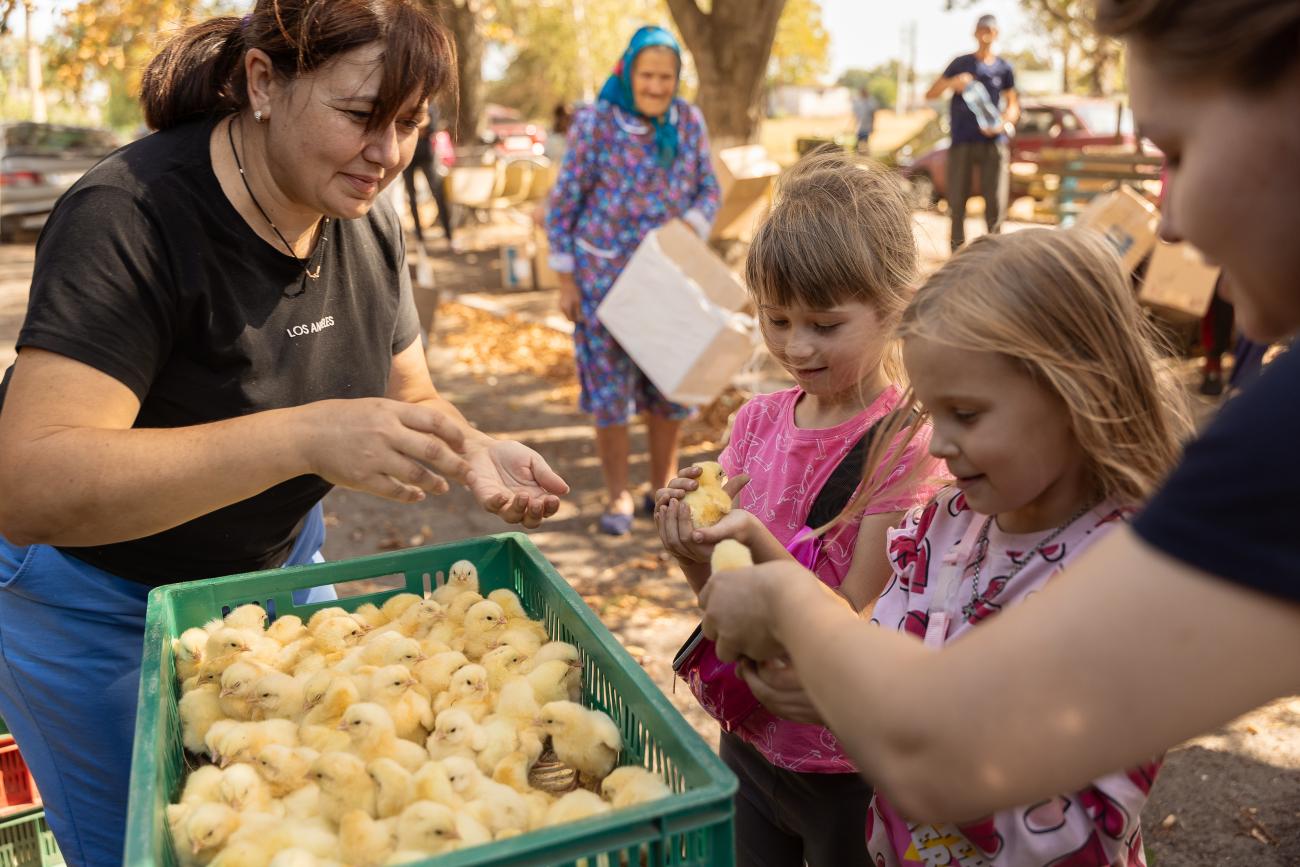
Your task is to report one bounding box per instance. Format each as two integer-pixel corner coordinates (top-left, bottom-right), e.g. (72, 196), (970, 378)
(464, 438), (570, 529)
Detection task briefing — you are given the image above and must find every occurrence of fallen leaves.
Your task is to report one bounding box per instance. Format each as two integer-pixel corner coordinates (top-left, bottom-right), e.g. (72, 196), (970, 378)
(437, 302), (575, 382)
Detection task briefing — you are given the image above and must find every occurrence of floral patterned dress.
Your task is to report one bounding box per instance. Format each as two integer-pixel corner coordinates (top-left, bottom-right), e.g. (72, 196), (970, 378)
(544, 98), (720, 427)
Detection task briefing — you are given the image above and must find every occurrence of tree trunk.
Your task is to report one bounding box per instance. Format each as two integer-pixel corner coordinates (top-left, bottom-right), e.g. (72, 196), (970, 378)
(665, 0), (787, 149)
(434, 0), (485, 145)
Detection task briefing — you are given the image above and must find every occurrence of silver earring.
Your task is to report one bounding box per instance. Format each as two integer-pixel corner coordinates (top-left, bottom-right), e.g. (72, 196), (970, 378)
(254, 110), (263, 123)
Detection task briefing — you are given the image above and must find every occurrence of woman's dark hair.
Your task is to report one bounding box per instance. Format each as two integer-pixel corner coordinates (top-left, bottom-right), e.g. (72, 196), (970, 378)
(141, 0), (456, 132)
(1094, 0), (1300, 91)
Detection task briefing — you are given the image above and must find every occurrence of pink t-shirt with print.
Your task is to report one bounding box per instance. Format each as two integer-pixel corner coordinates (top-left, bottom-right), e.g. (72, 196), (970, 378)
(866, 486), (1158, 867)
(718, 385), (941, 773)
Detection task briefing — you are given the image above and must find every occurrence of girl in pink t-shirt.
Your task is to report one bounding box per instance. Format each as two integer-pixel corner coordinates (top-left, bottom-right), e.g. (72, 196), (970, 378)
(655, 150), (942, 867)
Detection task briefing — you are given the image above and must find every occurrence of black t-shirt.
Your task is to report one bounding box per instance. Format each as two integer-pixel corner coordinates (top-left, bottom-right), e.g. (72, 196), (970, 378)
(1134, 345), (1299, 601)
(0, 115), (420, 585)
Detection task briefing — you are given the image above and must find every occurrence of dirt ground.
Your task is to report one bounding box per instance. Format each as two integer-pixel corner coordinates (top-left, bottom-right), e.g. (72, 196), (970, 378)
(1, 207), (1296, 864)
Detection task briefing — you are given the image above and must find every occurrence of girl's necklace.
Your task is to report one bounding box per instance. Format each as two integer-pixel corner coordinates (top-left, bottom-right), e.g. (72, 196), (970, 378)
(227, 115), (328, 299)
(962, 500), (1099, 621)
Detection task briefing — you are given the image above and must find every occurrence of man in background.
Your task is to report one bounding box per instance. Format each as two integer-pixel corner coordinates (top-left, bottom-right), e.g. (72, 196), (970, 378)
(926, 13), (1020, 251)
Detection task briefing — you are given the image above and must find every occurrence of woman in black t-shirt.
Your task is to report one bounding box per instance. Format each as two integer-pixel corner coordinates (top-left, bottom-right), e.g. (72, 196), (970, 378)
(694, 0), (1300, 831)
(0, 1), (568, 862)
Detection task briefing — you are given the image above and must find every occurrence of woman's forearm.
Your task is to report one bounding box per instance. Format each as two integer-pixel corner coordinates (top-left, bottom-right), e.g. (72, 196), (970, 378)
(771, 530), (1300, 822)
(0, 405), (312, 547)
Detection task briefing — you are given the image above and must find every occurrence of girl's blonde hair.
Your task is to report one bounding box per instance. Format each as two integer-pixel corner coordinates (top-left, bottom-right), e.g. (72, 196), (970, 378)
(744, 149), (918, 382)
(852, 227), (1193, 517)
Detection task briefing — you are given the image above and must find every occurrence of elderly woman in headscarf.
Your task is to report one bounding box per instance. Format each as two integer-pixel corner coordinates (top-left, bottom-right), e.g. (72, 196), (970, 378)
(545, 25), (720, 536)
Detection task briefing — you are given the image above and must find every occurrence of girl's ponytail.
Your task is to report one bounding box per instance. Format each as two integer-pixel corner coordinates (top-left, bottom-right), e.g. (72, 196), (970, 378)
(140, 17), (247, 131)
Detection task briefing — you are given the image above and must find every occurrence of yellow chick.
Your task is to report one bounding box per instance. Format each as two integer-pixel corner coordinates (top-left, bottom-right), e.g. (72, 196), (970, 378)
(490, 677), (541, 729)
(310, 617), (366, 658)
(252, 744), (314, 797)
(350, 603), (388, 632)
(209, 817), (337, 867)
(445, 591), (486, 624)
(487, 590), (550, 646)
(426, 709), (484, 763)
(710, 538), (754, 572)
(431, 560), (479, 607)
(380, 593), (421, 624)
(525, 659), (582, 705)
(267, 851), (339, 867)
(248, 671), (305, 722)
(265, 614), (307, 646)
(599, 766), (672, 809)
(434, 664), (493, 722)
(464, 779), (531, 839)
(523, 791), (554, 831)
(205, 628), (252, 668)
(338, 809), (396, 867)
(164, 803), (202, 867)
(411, 761), (462, 810)
(352, 634), (423, 671)
(521, 640), (580, 673)
(218, 719), (300, 767)
(682, 461), (732, 528)
(537, 701), (622, 786)
(204, 719), (239, 764)
(310, 751), (377, 822)
(305, 606), (350, 633)
(298, 724), (350, 755)
(367, 757), (415, 819)
(450, 810), (494, 850)
(180, 683), (224, 756)
(219, 763), (279, 814)
(454, 601), (508, 661)
(479, 645), (526, 691)
(411, 651), (468, 699)
(173, 627), (210, 683)
(180, 764), (225, 806)
(301, 676), (361, 728)
(184, 802), (242, 863)
(393, 800), (461, 856)
(496, 626), (544, 659)
(543, 789), (611, 827)
(473, 716), (523, 777)
(224, 603), (268, 633)
(373, 598), (446, 641)
(280, 781), (323, 821)
(490, 749), (537, 794)
(337, 702), (428, 772)
(365, 666), (434, 743)
(220, 659), (268, 721)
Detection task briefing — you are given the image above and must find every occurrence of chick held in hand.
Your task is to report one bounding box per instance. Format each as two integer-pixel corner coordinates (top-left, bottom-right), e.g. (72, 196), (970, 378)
(681, 462), (733, 528)
(536, 701), (622, 785)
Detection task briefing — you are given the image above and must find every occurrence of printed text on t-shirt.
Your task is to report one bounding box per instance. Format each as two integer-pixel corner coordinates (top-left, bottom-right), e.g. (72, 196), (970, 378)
(286, 315), (335, 338)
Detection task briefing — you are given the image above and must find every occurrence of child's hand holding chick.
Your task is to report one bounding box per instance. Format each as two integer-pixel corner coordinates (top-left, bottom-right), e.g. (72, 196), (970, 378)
(655, 462), (754, 566)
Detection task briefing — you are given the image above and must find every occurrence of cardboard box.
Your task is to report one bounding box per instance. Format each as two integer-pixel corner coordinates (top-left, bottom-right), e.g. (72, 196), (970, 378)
(1075, 185), (1160, 273)
(597, 219), (757, 405)
(1139, 241), (1220, 318)
(533, 226), (561, 291)
(711, 145), (781, 242)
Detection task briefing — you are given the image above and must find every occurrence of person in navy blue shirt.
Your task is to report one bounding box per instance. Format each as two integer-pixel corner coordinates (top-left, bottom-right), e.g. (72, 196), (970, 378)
(926, 14), (1020, 251)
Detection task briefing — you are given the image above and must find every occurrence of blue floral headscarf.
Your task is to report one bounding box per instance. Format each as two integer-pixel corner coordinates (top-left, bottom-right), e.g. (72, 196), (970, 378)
(597, 25), (682, 169)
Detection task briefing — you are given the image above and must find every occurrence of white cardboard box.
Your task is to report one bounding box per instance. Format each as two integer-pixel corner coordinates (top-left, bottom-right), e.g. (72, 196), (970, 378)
(711, 145), (781, 242)
(1140, 241), (1220, 318)
(1075, 185), (1160, 273)
(597, 219), (757, 405)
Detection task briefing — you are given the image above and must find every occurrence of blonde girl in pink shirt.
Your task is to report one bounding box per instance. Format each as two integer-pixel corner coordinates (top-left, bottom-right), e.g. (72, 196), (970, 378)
(702, 228), (1194, 866)
(655, 149), (942, 867)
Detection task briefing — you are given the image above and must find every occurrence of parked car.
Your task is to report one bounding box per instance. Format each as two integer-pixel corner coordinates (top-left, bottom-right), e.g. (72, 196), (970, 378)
(899, 97), (1140, 207)
(483, 104), (547, 160)
(1, 122), (121, 241)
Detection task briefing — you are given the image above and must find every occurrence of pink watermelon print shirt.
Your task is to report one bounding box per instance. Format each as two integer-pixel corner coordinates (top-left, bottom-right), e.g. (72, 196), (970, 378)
(866, 486), (1159, 867)
(718, 385), (941, 773)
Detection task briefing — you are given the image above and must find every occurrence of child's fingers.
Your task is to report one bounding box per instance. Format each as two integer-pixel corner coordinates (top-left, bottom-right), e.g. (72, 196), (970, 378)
(666, 477), (699, 493)
(655, 486), (686, 507)
(676, 465), (702, 478)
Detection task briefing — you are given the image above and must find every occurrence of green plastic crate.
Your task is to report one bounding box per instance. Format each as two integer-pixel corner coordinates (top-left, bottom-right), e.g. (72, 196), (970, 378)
(126, 532), (737, 866)
(0, 810), (63, 867)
